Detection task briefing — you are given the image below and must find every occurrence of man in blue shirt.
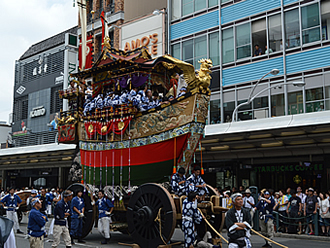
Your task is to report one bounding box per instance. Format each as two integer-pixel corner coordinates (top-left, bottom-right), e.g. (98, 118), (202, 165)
(0, 187), (23, 234)
(70, 190), (85, 244)
(28, 198), (47, 248)
(52, 190), (73, 248)
(96, 190), (114, 244)
(254, 191), (275, 247)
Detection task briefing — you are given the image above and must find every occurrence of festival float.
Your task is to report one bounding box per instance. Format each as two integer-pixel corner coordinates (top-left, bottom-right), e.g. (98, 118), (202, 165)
(58, 31), (227, 247)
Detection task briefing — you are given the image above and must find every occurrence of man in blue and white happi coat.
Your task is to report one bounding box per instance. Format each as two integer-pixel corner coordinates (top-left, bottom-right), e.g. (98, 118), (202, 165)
(171, 167), (187, 196)
(96, 190), (114, 244)
(70, 190), (85, 244)
(182, 192), (203, 248)
(186, 166), (209, 200)
(28, 198), (48, 248)
(0, 187), (23, 234)
(226, 193), (252, 248)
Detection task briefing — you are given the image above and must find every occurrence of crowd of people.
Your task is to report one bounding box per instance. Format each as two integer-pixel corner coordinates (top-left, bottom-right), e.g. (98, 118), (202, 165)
(82, 83), (187, 115)
(171, 167), (330, 247)
(0, 186), (114, 248)
(1, 178), (329, 248)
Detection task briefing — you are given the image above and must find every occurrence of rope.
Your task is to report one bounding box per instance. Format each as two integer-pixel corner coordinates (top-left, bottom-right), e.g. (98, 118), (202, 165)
(251, 229), (288, 248)
(154, 208), (167, 245)
(197, 209), (228, 244)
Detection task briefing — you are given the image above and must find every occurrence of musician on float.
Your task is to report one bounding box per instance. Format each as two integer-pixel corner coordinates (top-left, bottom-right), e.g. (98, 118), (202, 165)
(171, 167), (187, 196)
(186, 166), (209, 201)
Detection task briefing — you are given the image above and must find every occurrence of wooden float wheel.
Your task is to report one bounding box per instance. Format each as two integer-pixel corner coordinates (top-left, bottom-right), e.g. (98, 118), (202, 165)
(127, 183), (177, 248)
(66, 183), (94, 238)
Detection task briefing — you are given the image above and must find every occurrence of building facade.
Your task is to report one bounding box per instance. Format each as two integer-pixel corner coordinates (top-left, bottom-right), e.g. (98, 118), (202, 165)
(0, 27), (79, 189)
(168, 0), (330, 191)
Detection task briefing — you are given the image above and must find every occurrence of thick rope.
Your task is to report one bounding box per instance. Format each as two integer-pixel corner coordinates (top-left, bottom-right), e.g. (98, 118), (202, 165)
(154, 208), (167, 245)
(251, 229), (288, 248)
(197, 209), (228, 244)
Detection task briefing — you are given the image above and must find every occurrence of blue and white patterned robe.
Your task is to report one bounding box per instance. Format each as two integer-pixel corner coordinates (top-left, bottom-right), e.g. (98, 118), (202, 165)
(182, 198), (202, 248)
(171, 173), (187, 196)
(186, 174), (209, 196)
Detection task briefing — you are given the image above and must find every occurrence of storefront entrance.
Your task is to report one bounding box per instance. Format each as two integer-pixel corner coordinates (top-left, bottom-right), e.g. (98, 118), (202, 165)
(255, 162), (324, 190)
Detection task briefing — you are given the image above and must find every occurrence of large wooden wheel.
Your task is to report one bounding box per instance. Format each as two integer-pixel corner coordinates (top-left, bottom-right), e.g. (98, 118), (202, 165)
(66, 183), (94, 238)
(127, 183), (177, 248)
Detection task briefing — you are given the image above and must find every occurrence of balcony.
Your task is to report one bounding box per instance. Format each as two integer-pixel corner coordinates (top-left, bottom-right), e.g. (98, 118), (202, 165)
(10, 130), (58, 148)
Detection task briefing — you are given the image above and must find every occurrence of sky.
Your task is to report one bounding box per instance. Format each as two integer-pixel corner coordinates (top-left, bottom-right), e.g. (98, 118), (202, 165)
(0, 0), (77, 123)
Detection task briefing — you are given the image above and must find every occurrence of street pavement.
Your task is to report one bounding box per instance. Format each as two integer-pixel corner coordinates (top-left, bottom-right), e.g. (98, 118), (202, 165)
(14, 215), (330, 247)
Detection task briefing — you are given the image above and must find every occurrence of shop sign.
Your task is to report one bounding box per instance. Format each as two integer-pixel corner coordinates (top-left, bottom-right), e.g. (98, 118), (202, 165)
(242, 179), (249, 188)
(30, 106), (46, 118)
(121, 14), (163, 58)
(255, 164), (323, 173)
(123, 33), (159, 55)
(293, 175), (302, 184)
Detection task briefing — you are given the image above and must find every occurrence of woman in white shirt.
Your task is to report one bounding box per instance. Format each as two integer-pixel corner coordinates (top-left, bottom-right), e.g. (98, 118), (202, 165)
(319, 192), (330, 236)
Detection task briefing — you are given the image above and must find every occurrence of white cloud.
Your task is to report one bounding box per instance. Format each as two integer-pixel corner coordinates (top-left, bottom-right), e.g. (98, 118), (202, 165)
(0, 0), (77, 123)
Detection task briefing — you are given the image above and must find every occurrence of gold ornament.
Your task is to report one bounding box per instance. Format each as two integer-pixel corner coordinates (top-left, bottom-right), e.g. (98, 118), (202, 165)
(101, 125), (107, 133)
(88, 124), (93, 133)
(118, 121), (125, 130)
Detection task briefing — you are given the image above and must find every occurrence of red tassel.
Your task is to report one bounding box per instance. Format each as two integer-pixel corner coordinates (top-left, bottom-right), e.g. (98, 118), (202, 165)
(173, 166), (176, 174)
(201, 167), (204, 175)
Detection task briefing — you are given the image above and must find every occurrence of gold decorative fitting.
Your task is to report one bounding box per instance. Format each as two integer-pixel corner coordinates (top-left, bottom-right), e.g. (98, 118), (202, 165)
(101, 125), (107, 133)
(88, 124), (93, 133)
(118, 121), (125, 130)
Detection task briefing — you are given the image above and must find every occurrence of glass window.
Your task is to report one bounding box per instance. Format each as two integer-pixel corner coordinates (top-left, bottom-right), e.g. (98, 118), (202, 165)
(288, 91), (303, 115)
(224, 101), (235, 122)
(325, 85), (330, 110)
(285, 9), (300, 48)
(301, 3), (321, 44)
(306, 87), (323, 101)
(171, 0), (181, 20)
(238, 110), (253, 121)
(210, 99), (221, 124)
(195, 0), (207, 12)
(172, 44), (181, 60)
(253, 96), (268, 109)
(321, 0), (330, 40)
(221, 0), (231, 3)
(236, 23), (251, 60)
(209, 32), (220, 65)
(237, 100), (252, 111)
(271, 94), (285, 117)
(222, 28), (234, 63)
(182, 40), (193, 65)
(194, 36), (207, 67)
(183, 0), (194, 16)
(252, 18), (266, 56)
(269, 14), (282, 52)
(209, 0), (218, 7)
(306, 101), (324, 112)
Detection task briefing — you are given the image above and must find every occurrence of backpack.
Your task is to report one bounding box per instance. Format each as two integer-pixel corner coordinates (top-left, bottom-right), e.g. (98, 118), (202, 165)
(306, 196), (315, 211)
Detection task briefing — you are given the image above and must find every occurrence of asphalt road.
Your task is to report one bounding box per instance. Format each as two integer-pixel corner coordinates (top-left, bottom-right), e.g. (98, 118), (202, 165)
(14, 215), (330, 248)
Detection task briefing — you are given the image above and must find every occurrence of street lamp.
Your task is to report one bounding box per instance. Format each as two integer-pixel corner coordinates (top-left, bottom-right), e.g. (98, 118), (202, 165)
(152, 8), (168, 54)
(152, 9), (165, 15)
(232, 80), (305, 122)
(109, 24), (121, 31)
(232, 69), (280, 122)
